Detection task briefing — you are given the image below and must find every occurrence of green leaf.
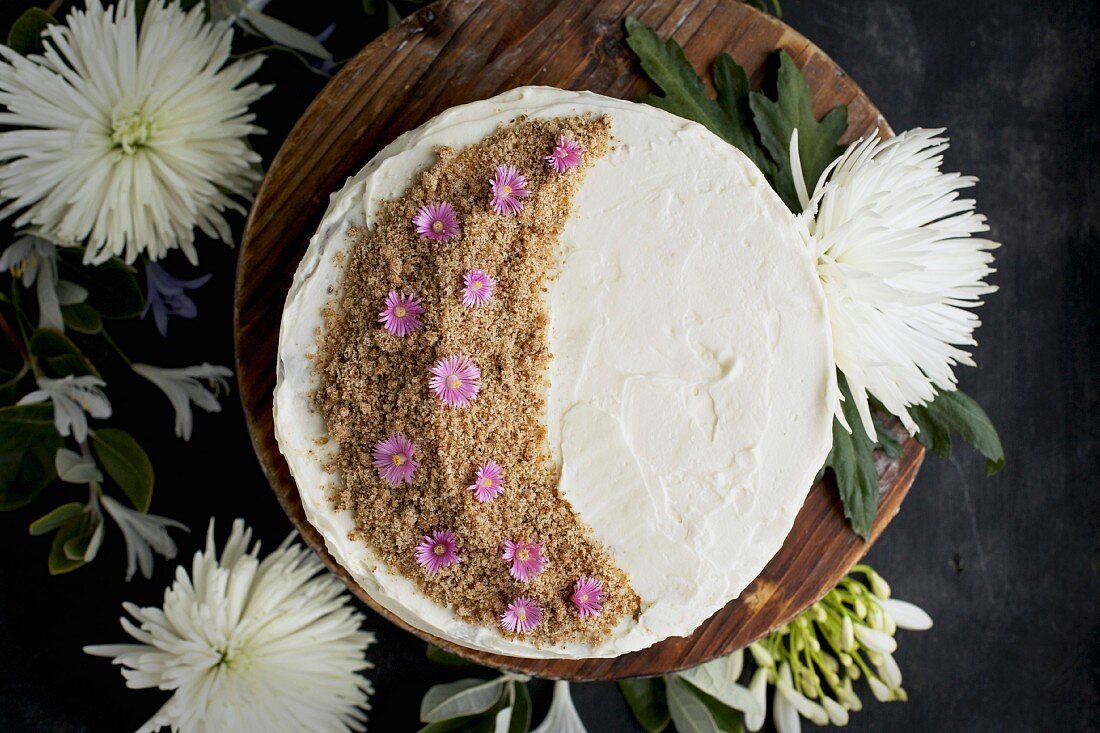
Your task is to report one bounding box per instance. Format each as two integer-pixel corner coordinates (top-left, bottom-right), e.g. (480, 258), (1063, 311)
(683, 682), (745, 733)
(6, 8), (56, 55)
(910, 389), (1005, 475)
(48, 515), (88, 574)
(0, 440), (59, 510)
(872, 414), (903, 459)
(748, 50), (848, 212)
(362, 0), (377, 13)
(0, 403), (57, 452)
(427, 645), (478, 666)
(29, 502), (84, 536)
(61, 303), (102, 334)
(506, 682), (531, 733)
(29, 328), (99, 378)
(624, 17), (771, 175)
(420, 678), (508, 723)
(619, 678), (671, 733)
(91, 429), (153, 511)
(0, 361), (29, 405)
(57, 255), (144, 320)
(386, 1), (401, 27)
(828, 377), (880, 539)
(666, 676), (742, 733)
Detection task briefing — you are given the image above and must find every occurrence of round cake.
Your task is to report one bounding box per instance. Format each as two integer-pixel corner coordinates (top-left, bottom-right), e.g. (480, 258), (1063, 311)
(274, 86), (836, 659)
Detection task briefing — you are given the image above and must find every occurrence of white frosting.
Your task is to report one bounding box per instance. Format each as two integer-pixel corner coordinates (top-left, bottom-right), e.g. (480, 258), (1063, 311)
(275, 87), (836, 659)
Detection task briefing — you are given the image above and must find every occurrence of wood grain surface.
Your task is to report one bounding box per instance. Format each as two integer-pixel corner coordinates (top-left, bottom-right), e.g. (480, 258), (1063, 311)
(233, 0), (924, 680)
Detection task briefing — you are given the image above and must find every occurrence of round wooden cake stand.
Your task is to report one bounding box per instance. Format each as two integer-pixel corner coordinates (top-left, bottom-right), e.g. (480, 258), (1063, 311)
(234, 0), (924, 680)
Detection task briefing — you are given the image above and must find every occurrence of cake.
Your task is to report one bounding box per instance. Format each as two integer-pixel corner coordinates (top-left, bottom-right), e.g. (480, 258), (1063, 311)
(274, 86), (837, 659)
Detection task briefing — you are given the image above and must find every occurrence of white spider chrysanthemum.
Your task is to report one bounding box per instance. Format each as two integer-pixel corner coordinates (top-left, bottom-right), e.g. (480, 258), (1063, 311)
(86, 519), (375, 733)
(0, 0), (270, 265)
(792, 128), (999, 440)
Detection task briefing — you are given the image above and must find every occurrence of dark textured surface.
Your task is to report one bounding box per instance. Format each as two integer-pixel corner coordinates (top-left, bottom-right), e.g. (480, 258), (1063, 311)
(0, 1), (1096, 731)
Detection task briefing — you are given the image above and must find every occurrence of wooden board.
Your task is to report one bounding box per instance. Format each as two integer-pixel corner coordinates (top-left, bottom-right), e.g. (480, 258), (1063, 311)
(234, 0), (924, 680)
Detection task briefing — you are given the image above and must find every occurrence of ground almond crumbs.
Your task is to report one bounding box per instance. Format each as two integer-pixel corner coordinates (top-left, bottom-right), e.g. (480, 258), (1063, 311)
(313, 114), (640, 646)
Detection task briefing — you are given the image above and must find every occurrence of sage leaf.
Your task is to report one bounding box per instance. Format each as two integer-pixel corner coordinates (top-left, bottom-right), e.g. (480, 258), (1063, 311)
(240, 9), (331, 58)
(47, 515), (87, 574)
(91, 428), (153, 512)
(677, 653), (761, 718)
(420, 677), (508, 722)
(666, 676), (743, 733)
(61, 303), (103, 334)
(749, 50), (847, 212)
(7, 7), (56, 55)
(619, 677), (671, 733)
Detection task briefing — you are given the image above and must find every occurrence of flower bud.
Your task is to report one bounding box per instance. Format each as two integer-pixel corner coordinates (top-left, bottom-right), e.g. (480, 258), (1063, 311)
(822, 696), (850, 726)
(881, 599), (933, 631)
(868, 572), (891, 599)
(877, 652), (903, 688)
(840, 616), (855, 651)
(868, 676), (892, 702)
(749, 641), (775, 669)
(854, 598), (868, 619)
(744, 668), (769, 732)
(854, 624), (897, 654)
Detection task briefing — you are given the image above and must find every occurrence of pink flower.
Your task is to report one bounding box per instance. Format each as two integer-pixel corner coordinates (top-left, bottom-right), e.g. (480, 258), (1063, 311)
(502, 539), (547, 582)
(413, 202), (460, 240)
(500, 596), (542, 634)
(545, 135), (584, 173)
(571, 577), (605, 618)
(415, 529), (461, 574)
(378, 290), (425, 337)
(468, 460), (505, 502)
(372, 433), (419, 485)
(428, 354), (481, 407)
(489, 164), (530, 216)
(461, 269), (496, 308)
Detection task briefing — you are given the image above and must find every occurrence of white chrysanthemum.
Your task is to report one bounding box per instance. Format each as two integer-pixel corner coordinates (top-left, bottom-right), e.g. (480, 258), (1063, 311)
(86, 519), (375, 733)
(0, 0), (270, 265)
(792, 128), (999, 440)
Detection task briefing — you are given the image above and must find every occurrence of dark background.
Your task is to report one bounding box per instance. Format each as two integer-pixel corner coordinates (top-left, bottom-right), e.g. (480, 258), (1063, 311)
(1, 0), (1097, 731)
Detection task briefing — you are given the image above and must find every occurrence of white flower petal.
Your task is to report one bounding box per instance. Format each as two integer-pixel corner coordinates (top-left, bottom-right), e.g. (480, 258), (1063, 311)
(0, 0), (269, 264)
(881, 598), (934, 631)
(800, 129), (998, 439)
(132, 362), (232, 440)
(86, 518), (374, 733)
(532, 681), (586, 733)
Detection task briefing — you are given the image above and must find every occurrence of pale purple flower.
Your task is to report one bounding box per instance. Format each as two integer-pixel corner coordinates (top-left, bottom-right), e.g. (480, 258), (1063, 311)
(372, 433), (419, 485)
(545, 135), (584, 173)
(143, 260), (211, 337)
(571, 577), (604, 618)
(489, 165), (530, 216)
(378, 290), (425, 337)
(428, 354), (481, 407)
(502, 539), (547, 582)
(415, 530), (460, 574)
(413, 202), (460, 241)
(461, 269), (496, 308)
(468, 460), (504, 502)
(500, 596), (542, 634)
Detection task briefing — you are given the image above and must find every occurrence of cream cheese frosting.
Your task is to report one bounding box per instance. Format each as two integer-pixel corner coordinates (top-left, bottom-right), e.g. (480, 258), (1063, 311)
(274, 86), (837, 658)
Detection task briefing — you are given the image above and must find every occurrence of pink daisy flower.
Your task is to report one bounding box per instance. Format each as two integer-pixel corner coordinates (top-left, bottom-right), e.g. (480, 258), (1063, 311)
(428, 354), (481, 407)
(468, 460), (505, 502)
(545, 135), (584, 173)
(378, 290), (425, 337)
(502, 539), (547, 582)
(571, 577), (605, 618)
(489, 164), (530, 216)
(372, 433), (419, 485)
(415, 529), (461, 574)
(461, 269), (496, 308)
(413, 202), (460, 241)
(500, 596), (542, 634)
